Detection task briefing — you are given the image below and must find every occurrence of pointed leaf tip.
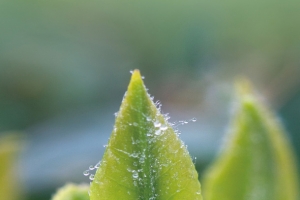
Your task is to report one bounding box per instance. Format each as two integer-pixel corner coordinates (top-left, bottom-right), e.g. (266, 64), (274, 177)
(131, 69), (141, 77)
(203, 80), (299, 200)
(128, 69), (145, 92)
(235, 77), (253, 93)
(90, 70), (202, 200)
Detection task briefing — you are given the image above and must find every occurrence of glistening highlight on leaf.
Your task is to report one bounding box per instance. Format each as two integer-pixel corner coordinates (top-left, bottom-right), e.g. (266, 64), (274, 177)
(90, 70), (202, 200)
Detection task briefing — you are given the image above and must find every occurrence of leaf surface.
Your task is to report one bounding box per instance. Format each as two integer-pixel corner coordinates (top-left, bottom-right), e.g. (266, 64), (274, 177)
(52, 183), (89, 200)
(203, 80), (299, 200)
(0, 134), (22, 200)
(90, 70), (202, 200)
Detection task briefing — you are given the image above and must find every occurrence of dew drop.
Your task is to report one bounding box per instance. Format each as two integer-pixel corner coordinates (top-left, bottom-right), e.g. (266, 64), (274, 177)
(131, 153), (138, 158)
(83, 170), (90, 176)
(133, 122), (138, 126)
(89, 165), (95, 170)
(130, 70), (133, 74)
(132, 171), (138, 179)
(146, 116), (152, 122)
(193, 156), (197, 165)
(191, 117), (197, 122)
(141, 76), (145, 79)
(154, 120), (161, 127)
(94, 162), (101, 169)
(139, 157), (145, 163)
(160, 125), (168, 131)
(169, 122), (175, 126)
(89, 174), (95, 180)
(155, 129), (161, 135)
(181, 120), (188, 124)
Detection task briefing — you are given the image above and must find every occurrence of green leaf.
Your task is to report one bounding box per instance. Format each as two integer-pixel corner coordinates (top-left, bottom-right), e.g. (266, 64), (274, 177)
(51, 183), (89, 200)
(90, 70), (202, 200)
(0, 134), (22, 200)
(203, 80), (299, 200)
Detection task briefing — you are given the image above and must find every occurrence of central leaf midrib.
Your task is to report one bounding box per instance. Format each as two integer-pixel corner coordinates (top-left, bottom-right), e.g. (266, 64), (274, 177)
(131, 87), (157, 200)
(245, 105), (276, 200)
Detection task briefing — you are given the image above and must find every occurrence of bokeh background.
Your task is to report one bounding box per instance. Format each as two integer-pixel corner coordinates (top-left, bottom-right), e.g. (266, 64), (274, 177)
(0, 0), (300, 199)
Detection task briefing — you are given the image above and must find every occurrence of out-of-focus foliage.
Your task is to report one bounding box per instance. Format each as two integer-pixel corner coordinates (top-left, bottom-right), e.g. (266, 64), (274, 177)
(203, 80), (299, 200)
(0, 134), (22, 200)
(0, 0), (300, 200)
(51, 183), (89, 200)
(0, 0), (299, 131)
(90, 70), (202, 200)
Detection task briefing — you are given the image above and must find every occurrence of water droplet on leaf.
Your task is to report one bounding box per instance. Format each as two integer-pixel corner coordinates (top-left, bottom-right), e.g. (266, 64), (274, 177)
(89, 174), (95, 180)
(154, 120), (161, 127)
(83, 170), (90, 176)
(155, 130), (161, 135)
(132, 171), (139, 179)
(94, 162), (101, 169)
(160, 125), (168, 131)
(89, 165), (95, 170)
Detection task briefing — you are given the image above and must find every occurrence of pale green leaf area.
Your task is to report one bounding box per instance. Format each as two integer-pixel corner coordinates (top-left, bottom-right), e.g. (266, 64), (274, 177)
(0, 134), (22, 200)
(90, 70), (202, 200)
(203, 80), (299, 200)
(51, 183), (89, 200)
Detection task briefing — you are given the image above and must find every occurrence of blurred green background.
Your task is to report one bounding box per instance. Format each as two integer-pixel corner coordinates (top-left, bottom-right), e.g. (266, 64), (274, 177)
(0, 0), (300, 199)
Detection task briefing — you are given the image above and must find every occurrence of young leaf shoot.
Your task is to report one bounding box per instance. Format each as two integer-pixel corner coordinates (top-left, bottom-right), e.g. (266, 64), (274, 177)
(90, 70), (202, 200)
(51, 183), (89, 200)
(203, 80), (299, 200)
